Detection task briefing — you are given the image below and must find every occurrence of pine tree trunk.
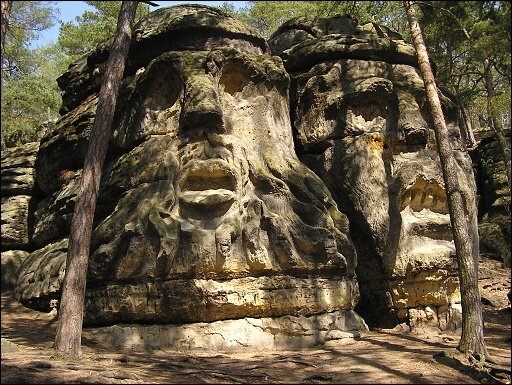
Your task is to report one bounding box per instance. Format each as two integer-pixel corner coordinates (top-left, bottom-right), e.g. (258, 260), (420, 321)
(404, 1), (488, 362)
(458, 105), (477, 149)
(54, 1), (138, 360)
(1, 1), (13, 60)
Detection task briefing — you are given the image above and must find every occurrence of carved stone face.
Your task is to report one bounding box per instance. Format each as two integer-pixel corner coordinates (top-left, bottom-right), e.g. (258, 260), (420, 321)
(13, 5), (367, 342)
(84, 47), (358, 325)
(270, 17), (478, 328)
(292, 58), (480, 328)
(292, 59), (455, 262)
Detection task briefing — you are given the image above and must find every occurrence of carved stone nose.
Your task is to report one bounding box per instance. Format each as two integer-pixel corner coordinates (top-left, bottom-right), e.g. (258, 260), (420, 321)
(180, 74), (225, 134)
(397, 91), (428, 146)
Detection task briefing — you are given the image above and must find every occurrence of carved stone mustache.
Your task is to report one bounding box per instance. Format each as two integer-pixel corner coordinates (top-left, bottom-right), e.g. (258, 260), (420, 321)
(179, 159), (237, 192)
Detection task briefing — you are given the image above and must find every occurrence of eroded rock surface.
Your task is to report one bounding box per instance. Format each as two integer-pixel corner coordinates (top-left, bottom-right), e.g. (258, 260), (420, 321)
(1, 250), (29, 291)
(1, 143), (39, 251)
(1, 143), (39, 290)
(471, 129), (511, 267)
(11, 4), (366, 349)
(269, 15), (480, 330)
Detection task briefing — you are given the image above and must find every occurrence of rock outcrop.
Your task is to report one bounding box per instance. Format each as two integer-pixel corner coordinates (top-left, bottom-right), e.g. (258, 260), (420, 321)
(9, 5), (367, 350)
(269, 15), (479, 330)
(1, 143), (39, 290)
(471, 129), (511, 267)
(3, 5), (499, 342)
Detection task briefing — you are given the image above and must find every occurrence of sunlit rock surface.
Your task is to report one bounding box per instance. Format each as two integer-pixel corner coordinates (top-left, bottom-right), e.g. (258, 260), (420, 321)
(1, 143), (39, 290)
(11, 4), (366, 350)
(1, 143), (39, 250)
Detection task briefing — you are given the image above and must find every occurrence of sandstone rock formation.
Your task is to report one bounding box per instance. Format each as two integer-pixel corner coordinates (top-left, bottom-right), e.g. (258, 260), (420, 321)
(3, 5), (499, 344)
(10, 5), (367, 350)
(269, 15), (480, 330)
(1, 143), (39, 290)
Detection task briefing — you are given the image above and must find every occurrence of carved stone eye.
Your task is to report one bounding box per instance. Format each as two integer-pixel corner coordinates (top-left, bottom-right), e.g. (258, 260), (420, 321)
(219, 62), (251, 95)
(141, 62), (182, 111)
(113, 54), (185, 149)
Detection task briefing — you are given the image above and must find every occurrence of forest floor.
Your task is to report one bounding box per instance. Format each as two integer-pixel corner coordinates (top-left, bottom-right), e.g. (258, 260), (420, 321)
(1, 256), (510, 384)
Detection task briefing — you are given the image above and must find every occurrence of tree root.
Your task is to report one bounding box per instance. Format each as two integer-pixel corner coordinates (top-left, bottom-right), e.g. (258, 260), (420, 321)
(484, 362), (511, 384)
(465, 353), (511, 384)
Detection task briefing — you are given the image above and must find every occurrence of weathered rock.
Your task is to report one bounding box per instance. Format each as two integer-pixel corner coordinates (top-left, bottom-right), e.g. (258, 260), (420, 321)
(1, 250), (29, 291)
(1, 143), (39, 251)
(269, 16), (417, 73)
(1, 195), (33, 250)
(471, 129), (511, 267)
(270, 15), (479, 330)
(15, 238), (67, 311)
(85, 275), (359, 325)
(57, 4), (267, 115)
(35, 95), (97, 196)
(1, 142), (39, 196)
(31, 171), (80, 248)
(13, 4), (367, 346)
(90, 310), (367, 351)
(478, 217), (510, 267)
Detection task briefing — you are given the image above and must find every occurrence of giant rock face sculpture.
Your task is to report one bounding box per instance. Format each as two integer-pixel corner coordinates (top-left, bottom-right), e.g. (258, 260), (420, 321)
(14, 5), (366, 349)
(270, 16), (479, 330)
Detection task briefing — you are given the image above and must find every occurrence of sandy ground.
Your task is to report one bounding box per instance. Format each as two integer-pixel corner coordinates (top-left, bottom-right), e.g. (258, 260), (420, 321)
(1, 257), (510, 384)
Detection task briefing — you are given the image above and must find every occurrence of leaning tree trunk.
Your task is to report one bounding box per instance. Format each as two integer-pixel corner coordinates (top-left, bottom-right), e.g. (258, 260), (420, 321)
(404, 1), (488, 363)
(54, 1), (138, 360)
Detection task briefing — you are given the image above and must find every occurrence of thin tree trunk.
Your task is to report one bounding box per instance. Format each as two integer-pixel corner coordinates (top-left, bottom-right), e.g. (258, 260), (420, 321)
(404, 1), (488, 363)
(483, 56), (511, 189)
(459, 104), (477, 149)
(54, 1), (138, 360)
(1, 1), (13, 61)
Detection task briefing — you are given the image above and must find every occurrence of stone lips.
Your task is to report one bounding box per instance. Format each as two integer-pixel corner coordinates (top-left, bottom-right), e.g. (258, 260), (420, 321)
(178, 159), (237, 207)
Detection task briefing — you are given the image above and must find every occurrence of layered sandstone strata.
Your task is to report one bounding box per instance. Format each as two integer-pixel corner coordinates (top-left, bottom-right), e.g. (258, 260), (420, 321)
(1, 143), (39, 290)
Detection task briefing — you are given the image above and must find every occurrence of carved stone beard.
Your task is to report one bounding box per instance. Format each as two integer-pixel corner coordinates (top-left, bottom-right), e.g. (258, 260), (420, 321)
(87, 133), (355, 283)
(174, 137), (354, 278)
(164, 133), (249, 278)
(81, 131), (358, 326)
